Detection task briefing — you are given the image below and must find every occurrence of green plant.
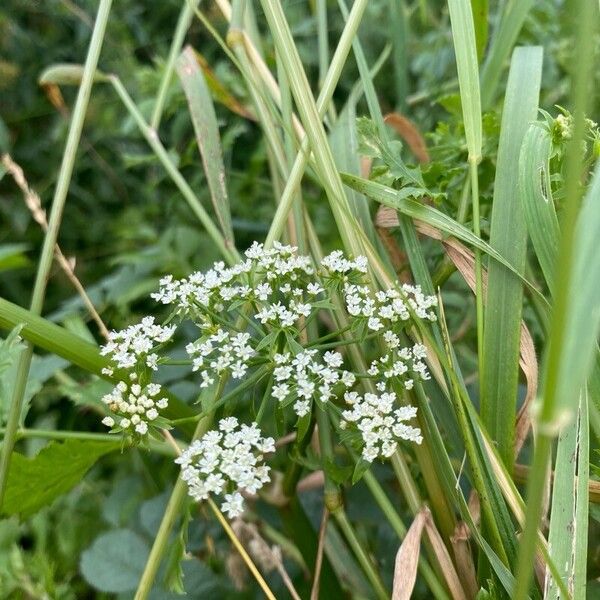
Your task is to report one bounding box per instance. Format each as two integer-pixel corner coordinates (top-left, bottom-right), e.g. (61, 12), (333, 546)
(1, 1), (599, 599)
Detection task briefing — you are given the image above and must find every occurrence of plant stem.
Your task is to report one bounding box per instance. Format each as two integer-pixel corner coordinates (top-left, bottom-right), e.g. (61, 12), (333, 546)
(333, 509), (389, 600)
(134, 415), (212, 600)
(469, 157), (485, 395)
(0, 0), (113, 508)
(208, 498), (277, 600)
(263, 0), (369, 247)
(151, 0), (200, 130)
(362, 471), (450, 600)
(109, 76), (238, 265)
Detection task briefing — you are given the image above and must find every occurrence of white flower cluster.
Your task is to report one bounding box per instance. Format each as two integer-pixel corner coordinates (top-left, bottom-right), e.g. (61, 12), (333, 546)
(343, 283), (437, 331)
(100, 316), (175, 371)
(175, 418), (275, 518)
(367, 341), (430, 391)
(321, 250), (368, 275)
(100, 376), (169, 436)
(186, 329), (255, 387)
(271, 349), (356, 417)
(151, 242), (317, 325)
(341, 391), (423, 462)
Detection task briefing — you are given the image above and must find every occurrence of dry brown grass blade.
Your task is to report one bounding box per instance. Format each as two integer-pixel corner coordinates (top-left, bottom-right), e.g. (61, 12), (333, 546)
(384, 113), (430, 164)
(2, 153), (110, 340)
(376, 208), (539, 457)
(449, 521), (478, 599)
(392, 508), (427, 600)
(392, 507), (467, 600)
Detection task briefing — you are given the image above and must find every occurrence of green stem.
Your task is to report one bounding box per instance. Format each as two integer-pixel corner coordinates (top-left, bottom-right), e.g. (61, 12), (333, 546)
(362, 471), (450, 600)
(1, 428), (175, 456)
(150, 0), (200, 130)
(109, 76), (238, 265)
(469, 157), (485, 397)
(0, 0), (113, 508)
(333, 509), (388, 600)
(263, 0), (369, 247)
(134, 413), (213, 600)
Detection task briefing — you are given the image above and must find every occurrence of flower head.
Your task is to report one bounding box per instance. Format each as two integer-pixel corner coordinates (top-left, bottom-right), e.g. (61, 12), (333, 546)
(176, 419), (274, 518)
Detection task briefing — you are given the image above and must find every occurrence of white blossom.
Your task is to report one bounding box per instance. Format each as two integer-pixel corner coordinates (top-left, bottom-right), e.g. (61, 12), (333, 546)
(341, 391), (422, 462)
(101, 378), (169, 437)
(176, 418), (274, 518)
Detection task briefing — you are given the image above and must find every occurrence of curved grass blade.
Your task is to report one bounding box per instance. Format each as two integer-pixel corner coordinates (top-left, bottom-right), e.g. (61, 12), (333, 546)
(177, 46), (235, 247)
(519, 123), (560, 292)
(481, 46), (543, 470)
(341, 172), (547, 304)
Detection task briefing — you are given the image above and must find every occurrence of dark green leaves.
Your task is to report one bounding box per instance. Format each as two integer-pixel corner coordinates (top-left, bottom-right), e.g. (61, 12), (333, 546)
(1, 439), (119, 518)
(80, 529), (150, 593)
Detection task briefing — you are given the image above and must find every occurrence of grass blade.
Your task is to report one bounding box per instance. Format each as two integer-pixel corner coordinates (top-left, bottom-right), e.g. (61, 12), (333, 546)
(0, 0), (113, 507)
(151, 0), (200, 130)
(176, 46), (235, 247)
(515, 0), (598, 589)
(546, 392), (581, 599)
(447, 0), (485, 400)
(480, 0), (536, 109)
(447, 0), (482, 161)
(519, 123), (560, 291)
(573, 389), (589, 598)
(341, 172), (546, 303)
(481, 46), (543, 469)
(471, 0), (489, 62)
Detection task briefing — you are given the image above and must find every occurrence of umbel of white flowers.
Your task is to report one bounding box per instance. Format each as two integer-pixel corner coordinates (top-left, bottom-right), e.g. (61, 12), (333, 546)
(99, 242), (437, 496)
(175, 418), (275, 518)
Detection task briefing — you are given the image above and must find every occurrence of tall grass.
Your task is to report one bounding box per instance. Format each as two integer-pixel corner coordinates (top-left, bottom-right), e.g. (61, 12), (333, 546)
(0, 1), (598, 599)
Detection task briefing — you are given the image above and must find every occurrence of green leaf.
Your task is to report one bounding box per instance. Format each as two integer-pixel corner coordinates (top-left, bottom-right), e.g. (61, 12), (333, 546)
(519, 123), (560, 291)
(80, 529), (149, 593)
(176, 46), (235, 247)
(447, 0), (482, 160)
(547, 391), (587, 599)
(481, 46), (543, 468)
(0, 244), (30, 273)
(341, 172), (546, 303)
(480, 0), (536, 109)
(550, 161), (600, 424)
(2, 439), (119, 518)
(38, 63), (109, 85)
(471, 0), (489, 62)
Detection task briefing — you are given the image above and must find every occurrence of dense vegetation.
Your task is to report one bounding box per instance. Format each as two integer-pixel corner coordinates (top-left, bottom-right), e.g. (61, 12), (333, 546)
(0, 1), (599, 598)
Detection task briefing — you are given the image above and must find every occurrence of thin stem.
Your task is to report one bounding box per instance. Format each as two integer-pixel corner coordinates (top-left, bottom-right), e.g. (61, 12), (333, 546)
(134, 415), (212, 600)
(0, 0), (113, 507)
(109, 76), (238, 265)
(333, 509), (388, 600)
(150, 0), (199, 130)
(263, 0), (370, 247)
(469, 157), (484, 395)
(208, 498), (277, 600)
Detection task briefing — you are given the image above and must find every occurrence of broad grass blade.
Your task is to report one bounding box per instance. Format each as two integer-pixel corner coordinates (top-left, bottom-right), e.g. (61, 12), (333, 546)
(519, 123), (560, 291)
(447, 0), (482, 160)
(481, 46), (543, 469)
(177, 46), (235, 247)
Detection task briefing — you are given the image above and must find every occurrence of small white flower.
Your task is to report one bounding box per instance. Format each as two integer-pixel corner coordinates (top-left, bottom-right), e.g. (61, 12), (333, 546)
(102, 416), (115, 428)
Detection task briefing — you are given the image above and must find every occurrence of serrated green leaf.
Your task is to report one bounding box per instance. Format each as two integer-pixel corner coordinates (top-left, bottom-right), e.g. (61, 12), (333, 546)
(2, 439), (119, 518)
